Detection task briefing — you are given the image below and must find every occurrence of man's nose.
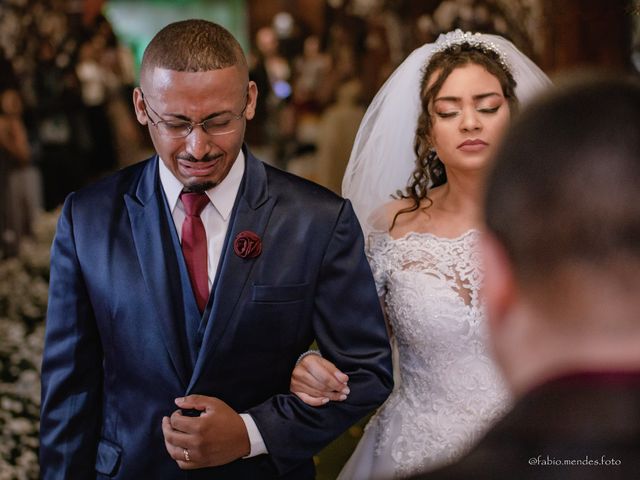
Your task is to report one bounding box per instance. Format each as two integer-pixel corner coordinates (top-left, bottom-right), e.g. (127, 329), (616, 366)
(184, 125), (212, 159)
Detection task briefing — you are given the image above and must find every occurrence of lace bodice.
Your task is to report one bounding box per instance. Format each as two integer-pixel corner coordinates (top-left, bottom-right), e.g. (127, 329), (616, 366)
(362, 230), (510, 477)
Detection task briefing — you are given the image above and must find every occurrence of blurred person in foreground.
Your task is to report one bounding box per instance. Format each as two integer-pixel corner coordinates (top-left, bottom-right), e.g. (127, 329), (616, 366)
(413, 74), (640, 479)
(39, 19), (392, 479)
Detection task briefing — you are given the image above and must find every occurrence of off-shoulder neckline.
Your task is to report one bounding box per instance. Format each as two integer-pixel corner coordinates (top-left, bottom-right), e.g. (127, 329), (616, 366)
(372, 229), (481, 243)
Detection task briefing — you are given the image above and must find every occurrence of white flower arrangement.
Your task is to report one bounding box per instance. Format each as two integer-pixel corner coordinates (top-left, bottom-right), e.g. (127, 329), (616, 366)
(0, 208), (58, 478)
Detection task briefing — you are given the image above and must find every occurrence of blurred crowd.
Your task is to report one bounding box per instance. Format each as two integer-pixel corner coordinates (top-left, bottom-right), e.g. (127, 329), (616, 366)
(0, 0), (540, 259)
(0, 0), (147, 259)
(246, 18), (367, 192)
(246, 1), (539, 190)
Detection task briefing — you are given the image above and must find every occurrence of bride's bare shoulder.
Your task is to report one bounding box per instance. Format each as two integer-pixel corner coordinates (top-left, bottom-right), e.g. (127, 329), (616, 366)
(370, 198), (420, 235)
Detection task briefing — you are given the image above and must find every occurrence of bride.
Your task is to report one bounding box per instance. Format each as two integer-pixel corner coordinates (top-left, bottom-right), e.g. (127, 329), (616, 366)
(289, 31), (551, 479)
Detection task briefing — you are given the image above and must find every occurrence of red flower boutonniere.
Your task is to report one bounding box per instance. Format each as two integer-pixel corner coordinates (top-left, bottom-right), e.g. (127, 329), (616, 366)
(233, 230), (262, 259)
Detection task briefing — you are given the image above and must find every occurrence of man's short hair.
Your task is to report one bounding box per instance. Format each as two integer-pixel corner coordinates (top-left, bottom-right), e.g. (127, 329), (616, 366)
(485, 74), (640, 283)
(141, 19), (247, 76)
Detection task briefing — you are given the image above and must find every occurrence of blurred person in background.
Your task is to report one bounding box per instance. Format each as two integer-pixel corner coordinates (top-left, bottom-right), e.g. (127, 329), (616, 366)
(32, 37), (86, 210)
(0, 87), (41, 257)
(314, 78), (365, 194)
(292, 34), (330, 113)
(247, 26), (293, 168)
(75, 34), (118, 179)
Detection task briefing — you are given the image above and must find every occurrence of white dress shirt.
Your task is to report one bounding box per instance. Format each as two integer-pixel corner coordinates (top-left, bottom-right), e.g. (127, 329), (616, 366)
(158, 151), (268, 458)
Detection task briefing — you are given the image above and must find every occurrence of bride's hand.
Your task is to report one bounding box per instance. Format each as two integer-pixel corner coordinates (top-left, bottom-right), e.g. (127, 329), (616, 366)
(290, 354), (350, 406)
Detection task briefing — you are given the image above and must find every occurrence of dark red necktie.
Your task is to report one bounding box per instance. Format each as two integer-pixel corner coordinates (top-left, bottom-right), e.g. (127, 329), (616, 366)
(180, 192), (209, 312)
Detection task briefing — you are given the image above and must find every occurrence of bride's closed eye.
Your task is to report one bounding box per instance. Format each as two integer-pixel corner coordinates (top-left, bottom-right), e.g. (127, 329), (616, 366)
(435, 110), (459, 118)
(477, 106), (501, 114)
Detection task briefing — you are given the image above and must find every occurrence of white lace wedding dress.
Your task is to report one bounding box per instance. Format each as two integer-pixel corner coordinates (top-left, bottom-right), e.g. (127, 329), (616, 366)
(338, 230), (510, 479)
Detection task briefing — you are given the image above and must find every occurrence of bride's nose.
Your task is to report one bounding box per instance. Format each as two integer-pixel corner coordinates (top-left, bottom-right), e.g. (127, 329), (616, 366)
(459, 108), (482, 132)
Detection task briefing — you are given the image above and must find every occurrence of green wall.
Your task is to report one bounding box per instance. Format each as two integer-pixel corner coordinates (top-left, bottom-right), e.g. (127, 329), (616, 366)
(105, 0), (248, 81)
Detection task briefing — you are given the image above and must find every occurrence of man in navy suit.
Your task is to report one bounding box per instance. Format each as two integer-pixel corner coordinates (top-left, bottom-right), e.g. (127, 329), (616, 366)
(40, 19), (393, 479)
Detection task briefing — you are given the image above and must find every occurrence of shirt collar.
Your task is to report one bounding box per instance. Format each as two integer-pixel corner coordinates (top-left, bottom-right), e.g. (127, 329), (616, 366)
(159, 150), (245, 220)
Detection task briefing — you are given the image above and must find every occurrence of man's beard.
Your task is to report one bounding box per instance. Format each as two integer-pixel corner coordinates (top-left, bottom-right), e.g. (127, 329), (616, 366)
(183, 181), (216, 193)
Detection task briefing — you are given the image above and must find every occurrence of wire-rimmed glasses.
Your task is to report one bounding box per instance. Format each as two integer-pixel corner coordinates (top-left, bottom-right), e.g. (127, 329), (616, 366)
(140, 88), (249, 138)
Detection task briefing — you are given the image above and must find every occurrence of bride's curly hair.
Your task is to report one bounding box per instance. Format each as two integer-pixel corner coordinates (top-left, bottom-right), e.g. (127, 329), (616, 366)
(392, 43), (518, 229)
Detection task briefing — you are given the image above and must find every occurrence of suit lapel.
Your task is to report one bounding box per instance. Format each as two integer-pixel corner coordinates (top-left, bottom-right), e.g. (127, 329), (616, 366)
(125, 156), (190, 388)
(188, 149), (274, 391)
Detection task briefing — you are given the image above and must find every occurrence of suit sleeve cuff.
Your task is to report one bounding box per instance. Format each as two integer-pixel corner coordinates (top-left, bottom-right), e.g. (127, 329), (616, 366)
(240, 413), (268, 458)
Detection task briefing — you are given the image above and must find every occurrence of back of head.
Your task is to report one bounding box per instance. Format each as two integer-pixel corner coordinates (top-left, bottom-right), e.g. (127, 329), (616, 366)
(141, 19), (247, 77)
(486, 74), (640, 285)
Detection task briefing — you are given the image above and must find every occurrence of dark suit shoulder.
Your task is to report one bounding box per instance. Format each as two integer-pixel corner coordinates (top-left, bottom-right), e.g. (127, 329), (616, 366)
(263, 163), (345, 214)
(73, 158), (151, 202)
(59, 158), (154, 231)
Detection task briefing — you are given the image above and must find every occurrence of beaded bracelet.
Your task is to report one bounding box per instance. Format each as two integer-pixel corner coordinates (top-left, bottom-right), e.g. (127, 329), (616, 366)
(296, 349), (322, 366)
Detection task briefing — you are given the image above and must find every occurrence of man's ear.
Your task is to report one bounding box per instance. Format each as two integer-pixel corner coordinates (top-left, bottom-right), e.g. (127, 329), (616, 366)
(132, 87), (149, 126)
(244, 80), (258, 121)
(480, 231), (517, 334)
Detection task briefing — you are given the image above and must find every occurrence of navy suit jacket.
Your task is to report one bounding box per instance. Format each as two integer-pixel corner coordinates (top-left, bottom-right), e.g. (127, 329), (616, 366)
(40, 149), (393, 479)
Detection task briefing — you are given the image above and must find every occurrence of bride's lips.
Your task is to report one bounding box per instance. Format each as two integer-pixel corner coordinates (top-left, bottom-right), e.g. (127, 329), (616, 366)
(457, 139), (488, 152)
(178, 156), (221, 177)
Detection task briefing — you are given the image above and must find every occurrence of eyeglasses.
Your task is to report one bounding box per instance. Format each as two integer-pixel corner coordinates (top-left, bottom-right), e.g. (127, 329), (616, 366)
(140, 88), (249, 138)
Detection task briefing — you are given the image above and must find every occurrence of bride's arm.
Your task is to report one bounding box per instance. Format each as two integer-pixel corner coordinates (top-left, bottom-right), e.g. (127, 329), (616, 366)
(380, 296), (392, 339)
(291, 296), (390, 407)
(290, 354), (349, 406)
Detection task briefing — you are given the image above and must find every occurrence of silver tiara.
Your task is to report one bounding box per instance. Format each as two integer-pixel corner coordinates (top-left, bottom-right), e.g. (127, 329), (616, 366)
(433, 29), (511, 73)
